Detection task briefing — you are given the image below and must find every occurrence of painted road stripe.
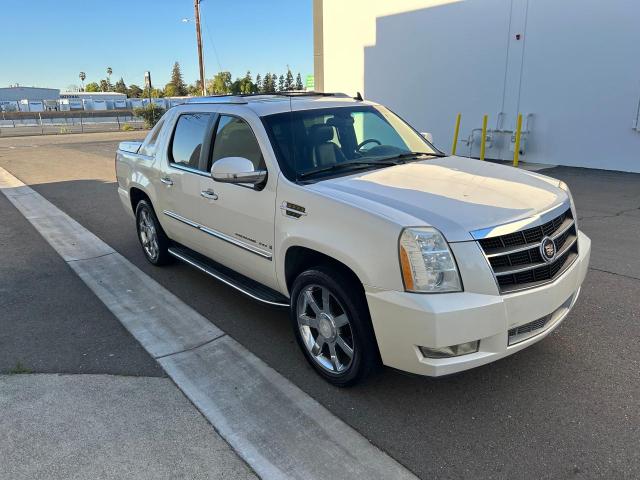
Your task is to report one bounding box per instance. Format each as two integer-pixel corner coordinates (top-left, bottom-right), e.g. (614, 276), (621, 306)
(0, 167), (417, 480)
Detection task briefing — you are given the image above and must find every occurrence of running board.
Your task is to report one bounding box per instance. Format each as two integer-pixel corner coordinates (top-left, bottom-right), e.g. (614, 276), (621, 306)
(168, 246), (290, 307)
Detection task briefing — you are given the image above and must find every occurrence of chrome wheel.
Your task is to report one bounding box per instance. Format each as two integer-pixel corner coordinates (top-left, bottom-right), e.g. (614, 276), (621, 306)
(138, 208), (159, 261)
(296, 284), (355, 374)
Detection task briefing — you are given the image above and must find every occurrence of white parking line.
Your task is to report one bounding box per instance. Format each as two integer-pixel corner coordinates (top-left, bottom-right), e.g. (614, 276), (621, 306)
(0, 166), (418, 480)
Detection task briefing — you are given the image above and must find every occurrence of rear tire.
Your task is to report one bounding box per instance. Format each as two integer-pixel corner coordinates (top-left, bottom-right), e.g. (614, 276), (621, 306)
(290, 265), (380, 387)
(135, 199), (172, 266)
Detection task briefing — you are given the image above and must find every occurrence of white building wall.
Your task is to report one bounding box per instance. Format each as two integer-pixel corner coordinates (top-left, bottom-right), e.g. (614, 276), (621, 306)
(317, 0), (640, 172)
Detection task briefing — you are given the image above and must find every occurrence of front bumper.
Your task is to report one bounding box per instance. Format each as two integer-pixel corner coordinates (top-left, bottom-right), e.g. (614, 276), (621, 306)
(365, 230), (591, 376)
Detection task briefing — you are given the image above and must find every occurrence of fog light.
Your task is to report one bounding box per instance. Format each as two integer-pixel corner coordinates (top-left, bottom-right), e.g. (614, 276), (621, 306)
(420, 341), (479, 359)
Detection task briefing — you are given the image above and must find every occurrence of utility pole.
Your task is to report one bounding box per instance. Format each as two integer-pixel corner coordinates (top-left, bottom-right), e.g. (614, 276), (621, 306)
(194, 0), (206, 96)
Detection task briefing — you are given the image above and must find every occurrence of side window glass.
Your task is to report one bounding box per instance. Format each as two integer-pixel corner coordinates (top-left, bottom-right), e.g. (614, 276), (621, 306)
(139, 119), (164, 156)
(210, 115), (264, 170)
(170, 113), (212, 170)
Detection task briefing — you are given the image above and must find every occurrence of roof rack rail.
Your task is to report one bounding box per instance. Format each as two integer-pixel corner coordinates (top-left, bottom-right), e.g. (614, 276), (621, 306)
(185, 91), (350, 104)
(185, 95), (248, 104)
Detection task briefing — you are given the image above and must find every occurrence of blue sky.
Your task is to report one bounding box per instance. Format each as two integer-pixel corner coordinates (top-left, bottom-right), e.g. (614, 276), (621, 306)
(0, 0), (313, 90)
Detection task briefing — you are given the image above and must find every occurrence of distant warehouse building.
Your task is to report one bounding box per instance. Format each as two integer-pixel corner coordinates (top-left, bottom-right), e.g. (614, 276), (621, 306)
(314, 0), (640, 172)
(59, 91), (128, 111)
(0, 86), (60, 102)
(0, 86), (60, 112)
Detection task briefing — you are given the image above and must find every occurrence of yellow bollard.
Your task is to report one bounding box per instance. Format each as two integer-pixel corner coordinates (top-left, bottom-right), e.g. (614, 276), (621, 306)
(480, 114), (488, 160)
(451, 113), (461, 155)
(513, 113), (523, 167)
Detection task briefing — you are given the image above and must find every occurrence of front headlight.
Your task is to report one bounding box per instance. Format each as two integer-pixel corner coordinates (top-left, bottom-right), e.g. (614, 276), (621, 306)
(399, 227), (462, 293)
(558, 181), (578, 230)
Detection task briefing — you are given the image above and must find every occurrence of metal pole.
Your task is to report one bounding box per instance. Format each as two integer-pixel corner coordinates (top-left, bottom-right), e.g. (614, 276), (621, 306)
(194, 0), (206, 96)
(480, 114), (488, 160)
(39, 112), (44, 135)
(451, 113), (461, 155)
(513, 113), (523, 167)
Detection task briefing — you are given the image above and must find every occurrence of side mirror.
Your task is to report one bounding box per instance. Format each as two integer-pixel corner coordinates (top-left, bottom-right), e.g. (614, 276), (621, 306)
(421, 132), (434, 143)
(211, 157), (267, 185)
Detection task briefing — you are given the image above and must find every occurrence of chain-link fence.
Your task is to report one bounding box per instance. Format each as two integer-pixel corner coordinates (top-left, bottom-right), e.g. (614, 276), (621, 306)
(0, 111), (146, 137)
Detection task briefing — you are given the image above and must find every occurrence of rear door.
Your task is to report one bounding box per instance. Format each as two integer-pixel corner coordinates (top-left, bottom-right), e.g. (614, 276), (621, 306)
(155, 109), (217, 253)
(195, 110), (279, 290)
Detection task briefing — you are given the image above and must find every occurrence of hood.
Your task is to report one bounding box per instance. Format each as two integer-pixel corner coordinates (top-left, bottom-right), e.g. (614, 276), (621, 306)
(308, 156), (568, 242)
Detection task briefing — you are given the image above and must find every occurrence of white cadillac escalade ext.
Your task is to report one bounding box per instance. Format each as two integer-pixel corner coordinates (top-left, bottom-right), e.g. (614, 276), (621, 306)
(116, 92), (590, 386)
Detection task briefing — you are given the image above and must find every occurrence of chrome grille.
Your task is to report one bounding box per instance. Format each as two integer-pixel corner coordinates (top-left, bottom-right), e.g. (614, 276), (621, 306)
(477, 208), (579, 293)
(508, 315), (550, 343)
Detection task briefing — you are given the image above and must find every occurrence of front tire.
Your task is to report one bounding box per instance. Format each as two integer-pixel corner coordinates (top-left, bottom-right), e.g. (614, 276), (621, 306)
(290, 266), (379, 387)
(135, 199), (172, 266)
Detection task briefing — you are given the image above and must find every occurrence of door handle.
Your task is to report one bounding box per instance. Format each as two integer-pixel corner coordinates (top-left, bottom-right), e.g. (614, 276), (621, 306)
(160, 177), (174, 186)
(200, 189), (218, 200)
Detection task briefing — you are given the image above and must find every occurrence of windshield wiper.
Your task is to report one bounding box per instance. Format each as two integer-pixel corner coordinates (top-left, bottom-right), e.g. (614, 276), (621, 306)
(377, 151), (448, 163)
(298, 160), (398, 180)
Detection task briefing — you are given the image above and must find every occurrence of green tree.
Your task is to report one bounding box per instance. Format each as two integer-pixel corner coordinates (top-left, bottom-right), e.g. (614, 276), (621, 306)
(231, 76), (256, 95)
(285, 69), (294, 91)
(278, 75), (285, 92)
(164, 83), (178, 97)
(106, 67), (113, 91)
(114, 77), (127, 94)
(187, 80), (203, 96)
(262, 72), (271, 93)
(209, 71), (232, 94)
(295, 72), (303, 91)
(170, 61), (187, 96)
(85, 82), (100, 92)
(272, 74), (279, 92)
(79, 71), (86, 91)
(99, 79), (110, 92)
(255, 74), (262, 92)
(142, 86), (163, 98)
(127, 84), (143, 98)
(133, 104), (166, 128)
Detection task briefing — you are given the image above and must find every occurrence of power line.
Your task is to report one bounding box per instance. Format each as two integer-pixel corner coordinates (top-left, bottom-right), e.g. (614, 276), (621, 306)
(200, 6), (223, 72)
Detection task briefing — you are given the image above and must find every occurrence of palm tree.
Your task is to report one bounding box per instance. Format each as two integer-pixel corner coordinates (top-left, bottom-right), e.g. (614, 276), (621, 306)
(79, 71), (86, 91)
(106, 67), (113, 91)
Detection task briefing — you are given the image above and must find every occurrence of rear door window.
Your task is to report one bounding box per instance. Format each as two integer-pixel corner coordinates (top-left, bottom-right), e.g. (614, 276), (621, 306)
(170, 113), (212, 170)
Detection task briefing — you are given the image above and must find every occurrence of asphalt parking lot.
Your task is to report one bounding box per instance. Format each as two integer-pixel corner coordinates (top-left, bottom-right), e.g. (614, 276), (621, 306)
(1, 132), (638, 479)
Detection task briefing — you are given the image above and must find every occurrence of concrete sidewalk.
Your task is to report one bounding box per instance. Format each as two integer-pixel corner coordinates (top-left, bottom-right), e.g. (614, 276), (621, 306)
(0, 374), (257, 480)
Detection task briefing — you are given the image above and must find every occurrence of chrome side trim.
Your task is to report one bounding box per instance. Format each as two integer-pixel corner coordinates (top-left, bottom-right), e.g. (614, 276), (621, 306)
(470, 199), (571, 240)
(199, 225), (272, 259)
(169, 163), (211, 178)
(168, 248), (288, 307)
(163, 210), (199, 228)
(162, 210), (272, 260)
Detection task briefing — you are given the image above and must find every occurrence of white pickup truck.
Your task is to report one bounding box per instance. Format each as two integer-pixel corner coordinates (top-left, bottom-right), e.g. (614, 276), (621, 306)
(116, 92), (590, 386)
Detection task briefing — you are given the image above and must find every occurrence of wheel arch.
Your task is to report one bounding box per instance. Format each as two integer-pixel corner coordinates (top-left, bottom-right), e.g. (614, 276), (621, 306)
(283, 245), (366, 297)
(129, 186), (151, 213)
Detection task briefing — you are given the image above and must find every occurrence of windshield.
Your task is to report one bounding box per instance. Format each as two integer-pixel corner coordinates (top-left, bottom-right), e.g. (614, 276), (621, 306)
(261, 105), (441, 181)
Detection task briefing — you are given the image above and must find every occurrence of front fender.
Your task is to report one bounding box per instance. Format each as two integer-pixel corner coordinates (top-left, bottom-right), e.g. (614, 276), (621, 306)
(274, 188), (405, 295)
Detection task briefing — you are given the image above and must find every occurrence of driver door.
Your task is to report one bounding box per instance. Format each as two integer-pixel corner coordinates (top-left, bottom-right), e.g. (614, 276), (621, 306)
(194, 113), (278, 290)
